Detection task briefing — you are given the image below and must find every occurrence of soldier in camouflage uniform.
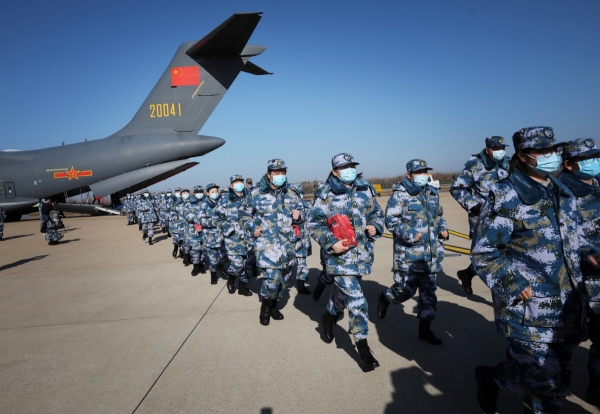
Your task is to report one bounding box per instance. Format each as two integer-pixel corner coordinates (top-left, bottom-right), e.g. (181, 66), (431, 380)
(239, 159), (305, 326)
(0, 206), (6, 240)
(471, 127), (600, 414)
(308, 153), (383, 371)
(377, 159), (449, 346)
(159, 190), (174, 237)
(138, 189), (157, 245)
(45, 211), (64, 245)
(557, 138), (600, 406)
(289, 183), (312, 295)
(179, 188), (197, 266)
(450, 136), (510, 295)
(311, 181), (335, 301)
(169, 188), (185, 258)
(215, 175), (253, 296)
(197, 183), (225, 285)
(186, 186), (206, 276)
(123, 194), (135, 225)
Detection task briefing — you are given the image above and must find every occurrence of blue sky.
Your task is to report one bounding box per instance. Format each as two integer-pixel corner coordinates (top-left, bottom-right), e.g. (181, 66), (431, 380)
(1, 0), (599, 191)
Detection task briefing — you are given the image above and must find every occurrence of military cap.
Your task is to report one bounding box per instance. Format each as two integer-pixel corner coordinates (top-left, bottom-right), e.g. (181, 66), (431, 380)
(331, 153), (359, 169)
(562, 138), (600, 160)
(192, 185), (204, 193)
(180, 187), (190, 193)
(485, 136), (509, 148)
(219, 187), (228, 194)
(205, 183), (219, 192)
(166, 189), (172, 193)
(406, 159), (432, 173)
(267, 159), (286, 170)
(230, 174), (244, 183)
(512, 126), (562, 151)
(174, 187), (182, 192)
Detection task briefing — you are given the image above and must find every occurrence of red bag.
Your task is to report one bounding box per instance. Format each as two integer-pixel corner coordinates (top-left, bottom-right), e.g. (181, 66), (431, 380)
(195, 223), (202, 232)
(327, 214), (358, 247)
(293, 224), (301, 238)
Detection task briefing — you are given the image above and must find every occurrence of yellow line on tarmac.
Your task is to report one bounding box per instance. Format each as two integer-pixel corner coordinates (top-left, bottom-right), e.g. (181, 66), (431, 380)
(381, 233), (471, 256)
(448, 229), (471, 240)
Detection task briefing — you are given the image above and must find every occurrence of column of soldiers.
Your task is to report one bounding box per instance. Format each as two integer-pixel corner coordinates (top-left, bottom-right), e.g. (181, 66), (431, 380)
(117, 129), (600, 413)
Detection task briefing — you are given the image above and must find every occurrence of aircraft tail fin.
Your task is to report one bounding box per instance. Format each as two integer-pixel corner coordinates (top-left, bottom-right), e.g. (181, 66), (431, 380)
(115, 12), (268, 136)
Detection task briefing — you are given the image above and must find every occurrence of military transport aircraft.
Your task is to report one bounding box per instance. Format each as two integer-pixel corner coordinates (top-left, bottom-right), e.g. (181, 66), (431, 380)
(0, 12), (270, 221)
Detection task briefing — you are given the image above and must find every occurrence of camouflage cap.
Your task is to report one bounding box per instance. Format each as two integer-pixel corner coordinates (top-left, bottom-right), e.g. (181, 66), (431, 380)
(174, 187), (182, 193)
(166, 189), (172, 193)
(332, 153), (360, 169)
(485, 136), (509, 148)
(192, 186), (204, 193)
(230, 174), (244, 183)
(180, 187), (190, 193)
(406, 159), (432, 173)
(267, 158), (286, 170)
(512, 126), (562, 151)
(562, 138), (600, 160)
(219, 187), (228, 194)
(205, 183), (219, 192)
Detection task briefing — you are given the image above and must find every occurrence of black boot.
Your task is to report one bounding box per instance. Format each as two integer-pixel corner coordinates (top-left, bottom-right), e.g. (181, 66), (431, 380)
(296, 280), (311, 295)
(167, 231), (172, 238)
(226, 274), (236, 294)
(199, 262), (206, 274)
(587, 373), (600, 407)
(183, 253), (190, 266)
(313, 281), (326, 301)
(457, 265), (476, 295)
(270, 300), (284, 320)
(191, 264), (201, 276)
(142, 232), (147, 241)
(238, 282), (253, 297)
(210, 271), (218, 285)
(148, 237), (153, 245)
(252, 263), (258, 278)
(418, 319), (442, 345)
(356, 338), (379, 372)
(172, 244), (179, 258)
(139, 224), (142, 231)
(377, 291), (390, 319)
(260, 299), (271, 326)
(320, 312), (337, 344)
(475, 366), (499, 414)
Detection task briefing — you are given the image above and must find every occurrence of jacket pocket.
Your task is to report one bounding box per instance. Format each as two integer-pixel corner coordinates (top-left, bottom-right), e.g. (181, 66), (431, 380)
(522, 295), (564, 328)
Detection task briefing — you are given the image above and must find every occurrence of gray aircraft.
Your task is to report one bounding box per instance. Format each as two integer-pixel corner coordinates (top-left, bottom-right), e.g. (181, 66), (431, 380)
(0, 12), (270, 221)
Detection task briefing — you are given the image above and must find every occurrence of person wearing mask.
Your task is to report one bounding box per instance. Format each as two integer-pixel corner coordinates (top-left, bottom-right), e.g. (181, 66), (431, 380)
(138, 189), (157, 245)
(471, 126), (600, 414)
(185, 186), (206, 276)
(45, 211), (64, 245)
(450, 136), (510, 295)
(169, 188), (185, 258)
(197, 183), (225, 285)
(216, 175), (253, 295)
(240, 159), (305, 325)
(377, 159), (448, 345)
(556, 138), (600, 406)
(290, 183), (312, 295)
(308, 153), (383, 371)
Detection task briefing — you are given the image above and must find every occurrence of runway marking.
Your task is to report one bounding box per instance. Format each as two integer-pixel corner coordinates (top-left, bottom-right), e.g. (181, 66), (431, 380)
(131, 281), (228, 413)
(448, 229), (471, 240)
(381, 232), (471, 255)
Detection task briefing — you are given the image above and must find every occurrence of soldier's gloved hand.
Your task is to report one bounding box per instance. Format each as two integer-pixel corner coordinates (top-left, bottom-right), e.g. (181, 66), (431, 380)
(516, 287), (533, 301)
(366, 225), (376, 237)
(332, 240), (351, 254)
(469, 205), (481, 216)
(414, 232), (423, 242)
(253, 227), (262, 238)
(292, 210), (300, 221)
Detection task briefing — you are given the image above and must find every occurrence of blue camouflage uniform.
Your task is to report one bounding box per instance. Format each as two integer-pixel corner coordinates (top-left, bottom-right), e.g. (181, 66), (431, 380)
(290, 183), (312, 283)
(137, 190), (157, 239)
(381, 159), (447, 324)
(180, 189), (200, 261)
(185, 187), (205, 268)
(123, 195), (136, 224)
(471, 127), (594, 414)
(239, 160), (305, 302)
(0, 206), (5, 239)
(159, 190), (174, 235)
(308, 154), (383, 342)
(196, 183), (225, 273)
(557, 138), (600, 403)
(216, 175), (254, 291)
(169, 189), (186, 247)
(45, 212), (64, 244)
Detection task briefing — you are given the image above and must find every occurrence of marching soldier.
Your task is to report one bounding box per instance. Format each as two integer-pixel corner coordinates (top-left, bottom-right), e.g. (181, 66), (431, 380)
(290, 183), (312, 295)
(187, 186), (206, 276)
(169, 188), (186, 258)
(450, 136), (509, 295)
(308, 153), (382, 371)
(216, 175), (253, 296)
(557, 138), (600, 406)
(239, 159), (305, 325)
(138, 189), (157, 245)
(471, 127), (600, 414)
(197, 183), (225, 285)
(377, 159), (448, 345)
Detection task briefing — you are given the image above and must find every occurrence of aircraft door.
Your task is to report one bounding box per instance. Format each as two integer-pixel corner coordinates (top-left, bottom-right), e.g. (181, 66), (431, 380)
(4, 182), (16, 198)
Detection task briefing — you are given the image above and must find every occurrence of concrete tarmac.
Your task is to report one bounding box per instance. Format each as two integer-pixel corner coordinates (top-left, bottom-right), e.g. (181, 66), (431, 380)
(0, 193), (597, 413)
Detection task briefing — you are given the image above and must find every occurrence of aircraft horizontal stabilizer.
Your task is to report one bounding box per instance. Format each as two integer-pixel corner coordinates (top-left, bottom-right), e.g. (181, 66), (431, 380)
(186, 12), (263, 58)
(89, 160), (198, 196)
(242, 61), (272, 75)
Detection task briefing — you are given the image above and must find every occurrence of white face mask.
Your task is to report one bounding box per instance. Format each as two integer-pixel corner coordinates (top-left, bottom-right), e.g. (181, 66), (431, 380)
(491, 150), (506, 161)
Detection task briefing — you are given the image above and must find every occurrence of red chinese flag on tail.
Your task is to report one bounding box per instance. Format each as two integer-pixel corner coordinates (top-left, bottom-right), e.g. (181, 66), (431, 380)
(171, 66), (200, 87)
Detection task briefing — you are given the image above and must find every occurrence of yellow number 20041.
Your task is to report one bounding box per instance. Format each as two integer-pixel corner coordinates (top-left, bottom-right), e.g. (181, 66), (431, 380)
(150, 103), (182, 118)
